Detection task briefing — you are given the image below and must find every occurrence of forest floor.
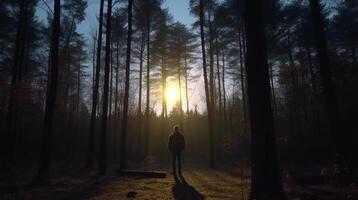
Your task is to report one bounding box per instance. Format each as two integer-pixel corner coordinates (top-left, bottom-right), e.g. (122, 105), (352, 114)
(1, 158), (358, 200)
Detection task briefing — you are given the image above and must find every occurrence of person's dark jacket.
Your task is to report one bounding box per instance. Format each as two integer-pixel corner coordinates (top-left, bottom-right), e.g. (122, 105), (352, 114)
(168, 131), (185, 154)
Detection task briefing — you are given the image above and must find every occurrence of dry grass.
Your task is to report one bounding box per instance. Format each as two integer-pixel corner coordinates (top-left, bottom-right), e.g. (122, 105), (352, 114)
(0, 164), (250, 200)
(2, 161), (358, 199)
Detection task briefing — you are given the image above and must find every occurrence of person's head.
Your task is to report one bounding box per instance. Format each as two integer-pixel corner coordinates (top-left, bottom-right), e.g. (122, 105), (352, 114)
(173, 125), (180, 133)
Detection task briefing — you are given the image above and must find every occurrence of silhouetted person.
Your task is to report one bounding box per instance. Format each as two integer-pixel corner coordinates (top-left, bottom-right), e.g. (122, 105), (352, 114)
(168, 125), (185, 174)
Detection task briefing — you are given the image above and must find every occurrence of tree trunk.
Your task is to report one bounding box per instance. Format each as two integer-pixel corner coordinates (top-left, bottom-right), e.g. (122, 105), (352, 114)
(306, 46), (320, 134)
(238, 24), (247, 125)
(199, 0), (215, 168)
(120, 0), (133, 170)
(12, 0), (29, 160)
(184, 47), (189, 114)
(285, 82), (295, 138)
(75, 56), (81, 157)
(87, 0), (104, 169)
(98, 0), (112, 174)
(298, 53), (309, 129)
(109, 43), (114, 138)
(162, 53), (167, 118)
(178, 58), (183, 123)
(243, 0), (286, 199)
(215, 35), (222, 122)
(229, 82), (235, 133)
(145, 12), (151, 156)
(287, 30), (298, 137)
(92, 32), (97, 95)
(115, 39), (120, 119)
(208, 11), (215, 118)
(309, 0), (345, 169)
(4, 0), (28, 165)
(161, 52), (167, 153)
(37, 0), (61, 181)
(222, 50), (228, 134)
(114, 38), (120, 160)
(16, 1), (28, 83)
(269, 61), (278, 118)
(61, 17), (76, 143)
(137, 31), (145, 157)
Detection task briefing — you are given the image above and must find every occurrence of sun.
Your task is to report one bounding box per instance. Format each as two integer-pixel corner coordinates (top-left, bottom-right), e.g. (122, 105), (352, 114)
(166, 86), (178, 104)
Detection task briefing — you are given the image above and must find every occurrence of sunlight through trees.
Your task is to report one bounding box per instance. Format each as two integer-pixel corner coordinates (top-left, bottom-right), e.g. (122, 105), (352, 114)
(166, 85), (179, 107)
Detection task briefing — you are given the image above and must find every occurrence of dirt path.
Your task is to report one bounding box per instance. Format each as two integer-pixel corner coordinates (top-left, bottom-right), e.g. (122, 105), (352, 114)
(3, 162), (357, 199)
(0, 161), (250, 200)
(73, 167), (249, 200)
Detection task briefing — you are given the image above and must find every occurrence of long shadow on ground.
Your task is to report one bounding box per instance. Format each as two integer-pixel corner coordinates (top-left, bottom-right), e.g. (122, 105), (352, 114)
(172, 172), (205, 200)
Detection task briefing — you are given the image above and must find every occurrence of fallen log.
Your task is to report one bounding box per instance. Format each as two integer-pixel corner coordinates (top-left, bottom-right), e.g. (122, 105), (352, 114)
(117, 170), (167, 178)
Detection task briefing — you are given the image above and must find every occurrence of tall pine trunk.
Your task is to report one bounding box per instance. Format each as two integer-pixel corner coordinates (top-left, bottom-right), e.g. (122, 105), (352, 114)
(137, 31), (145, 157)
(208, 11), (215, 119)
(120, 0), (133, 170)
(178, 58), (183, 123)
(98, 0), (112, 174)
(109, 42), (114, 140)
(75, 56), (81, 156)
(287, 30), (299, 136)
(87, 0), (104, 169)
(215, 35), (222, 122)
(199, 0), (215, 168)
(269, 61), (278, 118)
(221, 50), (228, 134)
(92, 32), (97, 96)
(4, 0), (28, 165)
(161, 56), (167, 118)
(298, 54), (309, 129)
(145, 12), (151, 156)
(114, 39), (120, 160)
(238, 24), (247, 125)
(184, 48), (190, 114)
(36, 0), (61, 182)
(306, 46), (320, 134)
(309, 0), (345, 170)
(243, 0), (286, 199)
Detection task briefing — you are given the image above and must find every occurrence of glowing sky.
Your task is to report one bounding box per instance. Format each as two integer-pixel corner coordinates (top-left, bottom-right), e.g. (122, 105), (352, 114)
(36, 0), (205, 114)
(37, 0), (195, 39)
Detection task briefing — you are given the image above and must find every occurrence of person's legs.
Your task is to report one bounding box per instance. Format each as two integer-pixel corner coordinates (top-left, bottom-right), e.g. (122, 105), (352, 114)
(172, 153), (176, 173)
(178, 153), (182, 173)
